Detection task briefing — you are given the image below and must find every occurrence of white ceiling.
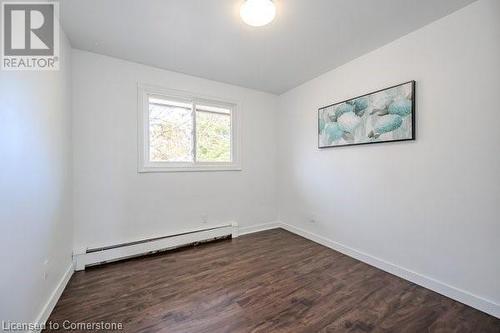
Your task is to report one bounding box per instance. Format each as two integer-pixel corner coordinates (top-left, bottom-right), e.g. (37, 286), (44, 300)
(60, 0), (475, 94)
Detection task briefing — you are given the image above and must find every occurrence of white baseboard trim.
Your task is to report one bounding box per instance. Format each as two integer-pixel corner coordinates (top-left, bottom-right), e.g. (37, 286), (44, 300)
(27, 221), (499, 331)
(32, 262), (74, 332)
(238, 221), (282, 236)
(277, 221), (499, 319)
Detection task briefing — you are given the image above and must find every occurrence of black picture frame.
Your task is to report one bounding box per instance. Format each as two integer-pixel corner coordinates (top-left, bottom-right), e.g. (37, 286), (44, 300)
(318, 80), (416, 149)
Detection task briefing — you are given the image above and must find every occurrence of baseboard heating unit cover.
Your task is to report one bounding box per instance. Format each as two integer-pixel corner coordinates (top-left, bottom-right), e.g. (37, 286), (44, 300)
(73, 223), (237, 270)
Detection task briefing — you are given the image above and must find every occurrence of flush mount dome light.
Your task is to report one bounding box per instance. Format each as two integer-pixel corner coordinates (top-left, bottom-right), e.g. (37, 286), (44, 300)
(240, 0), (276, 27)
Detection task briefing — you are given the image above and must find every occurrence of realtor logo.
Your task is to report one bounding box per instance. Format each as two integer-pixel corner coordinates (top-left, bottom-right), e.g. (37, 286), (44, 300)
(2, 1), (59, 70)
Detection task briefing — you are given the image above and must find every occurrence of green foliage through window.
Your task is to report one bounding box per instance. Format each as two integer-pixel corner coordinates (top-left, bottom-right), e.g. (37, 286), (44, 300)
(149, 103), (193, 162)
(196, 111), (231, 162)
(148, 97), (232, 164)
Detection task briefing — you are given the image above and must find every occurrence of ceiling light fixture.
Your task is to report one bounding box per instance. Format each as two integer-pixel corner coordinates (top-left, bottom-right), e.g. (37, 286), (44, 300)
(240, 0), (276, 27)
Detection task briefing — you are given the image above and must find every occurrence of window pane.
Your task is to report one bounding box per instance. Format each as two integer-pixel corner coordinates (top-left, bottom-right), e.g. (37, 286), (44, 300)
(149, 98), (193, 162)
(196, 108), (231, 162)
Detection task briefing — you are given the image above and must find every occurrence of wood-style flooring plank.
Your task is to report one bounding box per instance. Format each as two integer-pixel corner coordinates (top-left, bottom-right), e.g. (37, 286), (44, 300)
(45, 229), (500, 332)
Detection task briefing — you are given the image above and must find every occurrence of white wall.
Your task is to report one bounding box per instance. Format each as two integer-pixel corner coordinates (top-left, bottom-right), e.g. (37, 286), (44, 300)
(72, 50), (278, 251)
(0, 35), (73, 323)
(2, 0), (498, 324)
(277, 0), (500, 315)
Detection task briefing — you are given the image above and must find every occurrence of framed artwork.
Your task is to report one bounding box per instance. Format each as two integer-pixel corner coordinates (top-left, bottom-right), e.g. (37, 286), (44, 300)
(318, 81), (415, 148)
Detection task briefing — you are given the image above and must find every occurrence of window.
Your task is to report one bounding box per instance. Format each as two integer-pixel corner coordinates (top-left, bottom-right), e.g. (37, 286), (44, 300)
(138, 84), (241, 172)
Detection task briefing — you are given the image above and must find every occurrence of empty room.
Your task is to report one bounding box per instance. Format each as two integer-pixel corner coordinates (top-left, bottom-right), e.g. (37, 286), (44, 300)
(1, 0), (499, 332)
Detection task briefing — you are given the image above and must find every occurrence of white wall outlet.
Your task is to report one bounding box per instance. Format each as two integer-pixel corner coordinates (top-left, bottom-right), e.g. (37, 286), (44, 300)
(43, 259), (49, 280)
(201, 215), (208, 224)
(309, 214), (318, 224)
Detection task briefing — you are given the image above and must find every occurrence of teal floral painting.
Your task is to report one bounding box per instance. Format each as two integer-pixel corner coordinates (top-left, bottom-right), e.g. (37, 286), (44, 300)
(318, 81), (415, 148)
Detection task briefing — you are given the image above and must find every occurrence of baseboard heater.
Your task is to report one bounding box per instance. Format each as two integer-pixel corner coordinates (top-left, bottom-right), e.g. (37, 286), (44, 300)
(73, 223), (238, 271)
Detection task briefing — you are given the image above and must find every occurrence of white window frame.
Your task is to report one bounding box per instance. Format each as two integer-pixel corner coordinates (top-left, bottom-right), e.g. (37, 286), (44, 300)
(138, 83), (242, 172)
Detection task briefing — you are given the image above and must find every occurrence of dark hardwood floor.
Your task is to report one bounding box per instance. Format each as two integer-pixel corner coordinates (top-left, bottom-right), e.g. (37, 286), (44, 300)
(46, 229), (500, 332)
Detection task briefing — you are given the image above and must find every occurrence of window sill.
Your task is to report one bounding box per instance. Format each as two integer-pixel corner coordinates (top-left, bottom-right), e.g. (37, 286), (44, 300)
(138, 165), (242, 173)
